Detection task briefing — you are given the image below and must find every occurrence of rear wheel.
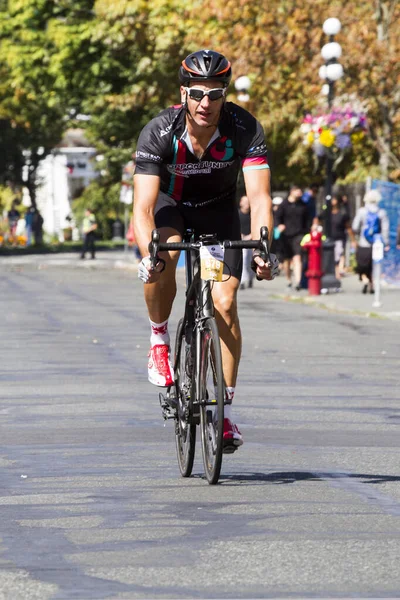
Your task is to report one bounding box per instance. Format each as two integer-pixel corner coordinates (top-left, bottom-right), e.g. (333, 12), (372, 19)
(198, 317), (225, 485)
(174, 318), (196, 477)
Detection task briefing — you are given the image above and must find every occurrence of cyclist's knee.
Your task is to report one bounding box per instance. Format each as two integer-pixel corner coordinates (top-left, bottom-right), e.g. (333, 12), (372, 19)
(160, 249), (180, 269)
(213, 291), (238, 323)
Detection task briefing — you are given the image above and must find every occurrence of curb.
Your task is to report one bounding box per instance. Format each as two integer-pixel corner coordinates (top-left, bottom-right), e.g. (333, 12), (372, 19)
(269, 292), (400, 321)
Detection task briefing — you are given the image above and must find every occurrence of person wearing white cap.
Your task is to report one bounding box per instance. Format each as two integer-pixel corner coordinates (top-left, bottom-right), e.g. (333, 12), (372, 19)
(271, 196), (284, 267)
(352, 190), (389, 293)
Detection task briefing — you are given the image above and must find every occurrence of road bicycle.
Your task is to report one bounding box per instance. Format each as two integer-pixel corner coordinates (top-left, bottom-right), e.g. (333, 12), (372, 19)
(148, 226), (271, 484)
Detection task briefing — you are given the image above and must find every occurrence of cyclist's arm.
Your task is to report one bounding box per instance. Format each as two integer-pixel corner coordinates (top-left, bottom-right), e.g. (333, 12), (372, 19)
(133, 173), (160, 258)
(243, 167), (273, 245)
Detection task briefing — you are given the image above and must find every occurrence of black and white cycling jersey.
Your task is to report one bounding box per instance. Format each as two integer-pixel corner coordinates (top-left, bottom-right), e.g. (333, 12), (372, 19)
(135, 102), (269, 207)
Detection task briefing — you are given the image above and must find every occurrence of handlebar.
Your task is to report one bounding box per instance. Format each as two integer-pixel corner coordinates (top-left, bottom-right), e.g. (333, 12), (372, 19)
(148, 227), (271, 272)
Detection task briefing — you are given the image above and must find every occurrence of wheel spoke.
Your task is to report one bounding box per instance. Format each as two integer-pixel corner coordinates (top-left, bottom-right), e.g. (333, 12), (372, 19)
(199, 318), (224, 484)
(174, 318), (196, 477)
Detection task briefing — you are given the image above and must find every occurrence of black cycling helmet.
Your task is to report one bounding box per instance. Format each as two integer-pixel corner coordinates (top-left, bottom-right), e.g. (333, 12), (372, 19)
(179, 49), (232, 87)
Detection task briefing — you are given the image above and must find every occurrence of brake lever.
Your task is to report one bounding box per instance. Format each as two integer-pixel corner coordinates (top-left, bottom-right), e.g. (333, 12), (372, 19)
(255, 226), (272, 281)
(259, 226), (272, 267)
(148, 229), (166, 273)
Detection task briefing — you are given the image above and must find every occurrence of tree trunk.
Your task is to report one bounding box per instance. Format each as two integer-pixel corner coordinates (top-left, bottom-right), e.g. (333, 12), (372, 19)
(26, 177), (37, 209)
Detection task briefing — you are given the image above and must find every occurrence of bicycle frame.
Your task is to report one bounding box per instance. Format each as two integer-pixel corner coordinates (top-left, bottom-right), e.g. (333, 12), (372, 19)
(151, 225), (271, 415)
(151, 225), (271, 482)
(179, 232), (215, 420)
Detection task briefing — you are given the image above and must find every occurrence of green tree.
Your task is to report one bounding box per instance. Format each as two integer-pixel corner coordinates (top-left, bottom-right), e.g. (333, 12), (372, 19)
(47, 0), (192, 182)
(187, 0), (399, 183)
(72, 179), (121, 240)
(344, 0), (400, 180)
(0, 0), (95, 203)
(1, 0), (398, 208)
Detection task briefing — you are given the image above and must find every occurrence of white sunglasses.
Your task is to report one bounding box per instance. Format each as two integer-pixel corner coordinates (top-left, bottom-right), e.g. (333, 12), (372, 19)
(184, 87), (226, 102)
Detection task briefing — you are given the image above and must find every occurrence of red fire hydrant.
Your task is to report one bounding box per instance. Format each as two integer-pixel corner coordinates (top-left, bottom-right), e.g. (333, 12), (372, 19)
(302, 229), (323, 296)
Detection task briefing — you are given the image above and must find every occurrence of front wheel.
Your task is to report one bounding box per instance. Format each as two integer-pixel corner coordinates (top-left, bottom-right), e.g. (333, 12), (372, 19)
(198, 317), (225, 485)
(174, 318), (196, 477)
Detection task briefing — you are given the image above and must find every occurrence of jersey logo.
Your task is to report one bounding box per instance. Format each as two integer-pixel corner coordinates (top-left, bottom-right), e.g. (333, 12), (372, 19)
(209, 137), (234, 161)
(136, 150), (162, 162)
(160, 123), (173, 137)
(167, 160), (234, 178)
(249, 143), (267, 154)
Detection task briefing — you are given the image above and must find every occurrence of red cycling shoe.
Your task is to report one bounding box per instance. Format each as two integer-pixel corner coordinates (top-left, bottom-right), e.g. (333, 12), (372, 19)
(223, 418), (243, 453)
(148, 344), (174, 387)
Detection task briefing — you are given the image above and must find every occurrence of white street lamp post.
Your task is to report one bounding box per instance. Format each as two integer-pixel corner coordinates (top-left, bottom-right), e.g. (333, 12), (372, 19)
(319, 17), (344, 292)
(320, 18), (343, 113)
(234, 76), (251, 103)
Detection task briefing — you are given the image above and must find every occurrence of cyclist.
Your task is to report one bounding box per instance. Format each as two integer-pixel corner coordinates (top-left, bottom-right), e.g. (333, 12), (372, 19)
(133, 49), (278, 452)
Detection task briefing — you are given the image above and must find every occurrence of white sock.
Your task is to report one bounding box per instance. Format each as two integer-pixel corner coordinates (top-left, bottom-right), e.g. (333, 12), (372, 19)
(224, 404), (233, 420)
(150, 318), (170, 347)
(225, 387), (235, 421)
(226, 387), (235, 402)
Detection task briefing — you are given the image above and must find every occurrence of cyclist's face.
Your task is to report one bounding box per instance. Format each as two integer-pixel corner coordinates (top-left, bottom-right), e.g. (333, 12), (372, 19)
(181, 80), (225, 128)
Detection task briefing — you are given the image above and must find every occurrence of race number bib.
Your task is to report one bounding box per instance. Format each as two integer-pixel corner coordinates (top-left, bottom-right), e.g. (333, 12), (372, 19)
(200, 245), (224, 282)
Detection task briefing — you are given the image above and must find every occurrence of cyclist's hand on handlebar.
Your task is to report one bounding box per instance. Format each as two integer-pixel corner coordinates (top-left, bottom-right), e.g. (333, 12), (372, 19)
(252, 252), (280, 281)
(138, 256), (164, 284)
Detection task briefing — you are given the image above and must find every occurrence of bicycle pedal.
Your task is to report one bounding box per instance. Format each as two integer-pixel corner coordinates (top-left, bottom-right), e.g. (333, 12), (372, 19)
(166, 389), (178, 410)
(159, 392), (176, 420)
(223, 444), (238, 455)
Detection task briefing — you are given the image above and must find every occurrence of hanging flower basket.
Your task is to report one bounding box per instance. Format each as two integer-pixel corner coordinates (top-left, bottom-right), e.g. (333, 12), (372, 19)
(300, 105), (368, 169)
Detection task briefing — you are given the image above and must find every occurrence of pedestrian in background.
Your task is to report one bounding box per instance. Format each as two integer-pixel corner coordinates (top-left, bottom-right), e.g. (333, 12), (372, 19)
(32, 208), (44, 245)
(238, 195), (255, 290)
(341, 193), (351, 220)
(318, 194), (356, 281)
(7, 200), (20, 239)
(276, 185), (310, 290)
(352, 190), (389, 294)
(301, 183), (318, 223)
(271, 196), (284, 269)
(25, 206), (35, 246)
(81, 208), (97, 260)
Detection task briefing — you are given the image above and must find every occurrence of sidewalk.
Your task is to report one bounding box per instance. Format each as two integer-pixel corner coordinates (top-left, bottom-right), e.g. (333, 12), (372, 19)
(254, 271), (400, 321)
(2, 250), (399, 320)
(0, 250), (139, 271)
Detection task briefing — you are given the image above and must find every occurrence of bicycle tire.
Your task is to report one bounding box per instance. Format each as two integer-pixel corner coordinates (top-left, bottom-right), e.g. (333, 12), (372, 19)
(198, 317), (225, 485)
(174, 318), (196, 477)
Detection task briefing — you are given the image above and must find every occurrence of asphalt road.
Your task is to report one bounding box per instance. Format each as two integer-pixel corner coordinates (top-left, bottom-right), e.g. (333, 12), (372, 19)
(1, 262), (400, 599)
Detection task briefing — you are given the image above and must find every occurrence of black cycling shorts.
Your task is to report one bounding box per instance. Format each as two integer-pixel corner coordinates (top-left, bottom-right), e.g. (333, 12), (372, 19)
(154, 195), (243, 280)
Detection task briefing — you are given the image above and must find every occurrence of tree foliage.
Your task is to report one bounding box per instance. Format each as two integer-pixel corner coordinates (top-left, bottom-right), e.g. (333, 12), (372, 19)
(187, 0), (400, 185)
(46, 0), (193, 181)
(0, 0), (399, 217)
(0, 0), (94, 202)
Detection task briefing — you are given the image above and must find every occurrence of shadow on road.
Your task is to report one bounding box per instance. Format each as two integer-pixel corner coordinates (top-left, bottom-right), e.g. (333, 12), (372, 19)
(219, 471), (400, 485)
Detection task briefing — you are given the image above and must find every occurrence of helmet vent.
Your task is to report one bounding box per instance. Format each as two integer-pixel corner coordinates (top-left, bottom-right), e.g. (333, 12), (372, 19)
(179, 50), (232, 86)
(215, 58), (223, 70)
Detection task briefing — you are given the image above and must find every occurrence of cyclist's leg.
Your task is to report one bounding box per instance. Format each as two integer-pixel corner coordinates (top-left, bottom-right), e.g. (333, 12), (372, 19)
(212, 267), (244, 449)
(210, 207), (244, 448)
(182, 201), (243, 447)
(144, 205), (184, 324)
(144, 226), (182, 323)
(181, 201), (243, 387)
(212, 272), (241, 388)
(144, 204), (184, 386)
(183, 202), (243, 388)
